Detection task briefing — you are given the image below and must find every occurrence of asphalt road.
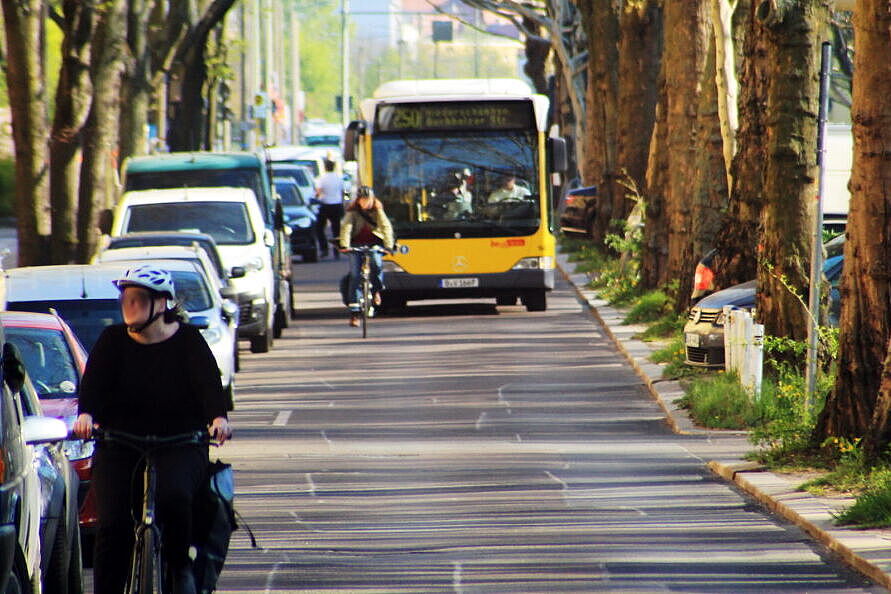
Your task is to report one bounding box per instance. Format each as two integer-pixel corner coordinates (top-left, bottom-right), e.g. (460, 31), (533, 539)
(207, 255), (877, 592)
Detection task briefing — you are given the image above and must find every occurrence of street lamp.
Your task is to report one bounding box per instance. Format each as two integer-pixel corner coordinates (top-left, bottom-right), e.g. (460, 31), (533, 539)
(342, 0), (350, 129)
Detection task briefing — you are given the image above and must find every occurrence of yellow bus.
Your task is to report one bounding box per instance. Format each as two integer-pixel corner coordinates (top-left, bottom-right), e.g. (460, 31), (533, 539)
(344, 78), (567, 312)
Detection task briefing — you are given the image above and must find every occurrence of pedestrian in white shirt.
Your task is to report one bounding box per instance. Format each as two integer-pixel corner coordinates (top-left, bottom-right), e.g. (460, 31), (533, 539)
(315, 158), (345, 258)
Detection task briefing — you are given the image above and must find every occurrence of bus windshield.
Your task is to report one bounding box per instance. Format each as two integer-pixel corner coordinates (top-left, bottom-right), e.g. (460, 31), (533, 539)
(372, 131), (539, 239)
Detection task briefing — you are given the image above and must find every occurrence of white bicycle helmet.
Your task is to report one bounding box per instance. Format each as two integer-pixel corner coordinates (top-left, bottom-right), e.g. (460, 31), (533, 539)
(113, 265), (176, 299)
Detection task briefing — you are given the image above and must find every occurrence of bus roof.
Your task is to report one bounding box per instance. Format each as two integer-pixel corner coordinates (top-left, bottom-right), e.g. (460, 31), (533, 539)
(372, 78), (533, 100)
(124, 152), (263, 174)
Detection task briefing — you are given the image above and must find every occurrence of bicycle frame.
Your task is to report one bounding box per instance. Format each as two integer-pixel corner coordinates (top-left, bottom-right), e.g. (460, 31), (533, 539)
(345, 245), (390, 338)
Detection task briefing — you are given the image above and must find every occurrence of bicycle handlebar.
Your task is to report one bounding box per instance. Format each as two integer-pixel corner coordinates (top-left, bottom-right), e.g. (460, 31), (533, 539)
(76, 427), (218, 450)
(340, 245), (393, 255)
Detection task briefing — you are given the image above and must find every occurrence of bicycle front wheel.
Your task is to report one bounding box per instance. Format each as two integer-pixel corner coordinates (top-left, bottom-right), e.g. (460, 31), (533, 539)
(361, 276), (371, 339)
(128, 526), (163, 594)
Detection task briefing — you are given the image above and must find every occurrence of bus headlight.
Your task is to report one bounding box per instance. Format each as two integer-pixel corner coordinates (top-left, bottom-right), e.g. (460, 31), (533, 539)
(382, 261), (404, 273)
(512, 257), (554, 270)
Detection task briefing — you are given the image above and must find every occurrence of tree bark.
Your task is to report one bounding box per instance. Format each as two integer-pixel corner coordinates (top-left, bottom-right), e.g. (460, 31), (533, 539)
(615, 0), (661, 222)
(755, 0), (827, 340)
(818, 0), (891, 446)
(641, 73), (669, 290)
(663, 0), (710, 309)
(1, 0), (51, 266)
(711, 0), (739, 189)
(77, 0), (127, 263)
(49, 0), (95, 265)
(711, 0), (767, 291)
(577, 0), (619, 246)
(522, 16), (550, 95)
(119, 0), (153, 161)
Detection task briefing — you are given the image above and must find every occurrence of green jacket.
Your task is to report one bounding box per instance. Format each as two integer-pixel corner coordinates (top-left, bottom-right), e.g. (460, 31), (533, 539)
(339, 205), (395, 249)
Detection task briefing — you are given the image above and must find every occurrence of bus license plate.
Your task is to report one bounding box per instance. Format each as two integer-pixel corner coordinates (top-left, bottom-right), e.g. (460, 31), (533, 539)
(441, 278), (479, 288)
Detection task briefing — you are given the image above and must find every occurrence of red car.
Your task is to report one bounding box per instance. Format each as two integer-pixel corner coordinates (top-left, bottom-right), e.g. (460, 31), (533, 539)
(0, 311), (97, 538)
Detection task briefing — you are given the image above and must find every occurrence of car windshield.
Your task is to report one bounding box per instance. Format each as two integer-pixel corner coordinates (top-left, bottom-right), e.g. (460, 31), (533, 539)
(276, 159), (319, 177)
(171, 270), (213, 312)
(272, 166), (312, 187)
(274, 179), (306, 207)
(124, 202), (254, 245)
(305, 135), (341, 147)
(4, 327), (80, 399)
(372, 130), (540, 238)
(126, 167), (263, 200)
(107, 237), (226, 281)
(7, 300), (121, 353)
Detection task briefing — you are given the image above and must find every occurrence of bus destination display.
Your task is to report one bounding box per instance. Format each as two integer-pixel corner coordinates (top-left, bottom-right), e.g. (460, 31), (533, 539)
(375, 101), (534, 132)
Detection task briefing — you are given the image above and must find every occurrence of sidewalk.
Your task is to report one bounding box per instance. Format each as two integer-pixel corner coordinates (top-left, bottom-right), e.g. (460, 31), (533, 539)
(556, 249), (891, 591)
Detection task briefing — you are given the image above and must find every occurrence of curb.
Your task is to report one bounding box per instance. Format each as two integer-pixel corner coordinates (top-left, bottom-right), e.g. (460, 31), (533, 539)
(556, 250), (891, 590)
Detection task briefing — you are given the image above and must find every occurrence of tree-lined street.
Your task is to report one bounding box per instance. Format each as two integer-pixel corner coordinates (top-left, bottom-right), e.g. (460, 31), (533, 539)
(201, 260), (875, 591)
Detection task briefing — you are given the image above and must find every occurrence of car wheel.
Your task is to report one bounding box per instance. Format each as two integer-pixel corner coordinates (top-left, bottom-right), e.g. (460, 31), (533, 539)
(44, 519), (70, 594)
(233, 341), (241, 373)
(250, 329), (272, 353)
(304, 249), (318, 263)
(522, 290), (547, 312)
(273, 307), (286, 338)
(67, 525), (84, 594)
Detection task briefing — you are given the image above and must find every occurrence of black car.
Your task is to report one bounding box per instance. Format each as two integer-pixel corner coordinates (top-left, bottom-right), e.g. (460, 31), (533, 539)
(274, 177), (318, 262)
(104, 231), (231, 286)
(559, 185), (598, 237)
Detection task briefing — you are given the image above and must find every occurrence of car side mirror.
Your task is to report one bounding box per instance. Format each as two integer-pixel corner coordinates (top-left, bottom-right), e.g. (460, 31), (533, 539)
(343, 120), (366, 161)
(229, 266), (246, 280)
(98, 208), (114, 235)
(2, 342), (26, 394)
(222, 301), (238, 320)
(189, 315), (210, 329)
(220, 286), (238, 302)
(263, 229), (276, 248)
(548, 137), (568, 173)
(22, 416), (69, 445)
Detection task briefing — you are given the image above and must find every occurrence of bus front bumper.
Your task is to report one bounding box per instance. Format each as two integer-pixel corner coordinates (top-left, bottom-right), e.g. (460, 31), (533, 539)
(383, 268), (554, 301)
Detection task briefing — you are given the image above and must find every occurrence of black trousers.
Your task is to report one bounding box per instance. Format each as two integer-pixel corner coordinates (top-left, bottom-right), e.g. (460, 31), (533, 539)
(316, 203), (344, 250)
(92, 443), (207, 594)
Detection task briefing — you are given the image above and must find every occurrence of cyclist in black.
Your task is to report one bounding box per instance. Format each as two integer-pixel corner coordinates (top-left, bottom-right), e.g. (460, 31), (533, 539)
(339, 185), (394, 326)
(72, 265), (232, 594)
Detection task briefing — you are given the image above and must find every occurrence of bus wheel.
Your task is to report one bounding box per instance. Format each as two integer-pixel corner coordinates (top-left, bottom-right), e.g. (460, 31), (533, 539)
(381, 295), (407, 313)
(522, 291), (547, 312)
(496, 295), (518, 306)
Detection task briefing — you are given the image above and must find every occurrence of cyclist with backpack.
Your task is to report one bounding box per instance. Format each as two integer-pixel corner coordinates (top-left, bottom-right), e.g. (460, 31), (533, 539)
(72, 265), (232, 594)
(339, 186), (394, 326)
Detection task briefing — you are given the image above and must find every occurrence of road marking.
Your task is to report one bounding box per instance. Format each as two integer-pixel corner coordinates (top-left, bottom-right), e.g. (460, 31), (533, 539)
(273, 410), (292, 426)
(475, 412), (487, 430)
(496, 384), (513, 414)
(452, 562), (463, 593)
(320, 379), (335, 390)
(305, 472), (316, 496)
(545, 470), (568, 491)
(321, 430), (332, 445)
(515, 433), (522, 443)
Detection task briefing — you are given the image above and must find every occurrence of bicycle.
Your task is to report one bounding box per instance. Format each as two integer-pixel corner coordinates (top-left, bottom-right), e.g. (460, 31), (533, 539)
(90, 427), (216, 593)
(341, 244), (391, 338)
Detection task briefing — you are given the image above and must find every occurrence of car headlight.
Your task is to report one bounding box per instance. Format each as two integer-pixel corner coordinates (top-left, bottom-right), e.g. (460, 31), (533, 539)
(288, 216), (313, 229)
(62, 438), (95, 462)
(382, 261), (404, 273)
(34, 452), (58, 517)
(200, 326), (224, 345)
(512, 257), (554, 270)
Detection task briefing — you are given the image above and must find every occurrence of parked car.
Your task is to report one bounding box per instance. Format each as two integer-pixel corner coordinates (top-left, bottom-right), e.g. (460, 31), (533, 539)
(108, 186), (278, 353)
(0, 338), (71, 593)
(0, 311), (96, 548)
(267, 145), (327, 178)
(274, 176), (318, 262)
(684, 256), (844, 368)
(559, 185), (598, 238)
(101, 230), (233, 287)
(271, 163), (318, 206)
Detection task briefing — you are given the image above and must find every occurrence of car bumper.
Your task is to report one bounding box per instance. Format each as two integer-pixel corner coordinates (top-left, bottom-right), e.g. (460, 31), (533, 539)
(683, 321), (726, 368)
(290, 229), (316, 252)
(235, 293), (269, 337)
(383, 269), (554, 301)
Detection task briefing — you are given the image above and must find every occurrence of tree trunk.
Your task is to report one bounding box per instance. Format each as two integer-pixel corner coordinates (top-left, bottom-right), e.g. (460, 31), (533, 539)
(522, 16), (550, 95)
(711, 0), (767, 291)
(1, 0), (51, 266)
(49, 0), (95, 265)
(663, 0), (710, 310)
(578, 0), (619, 246)
(119, 0), (153, 161)
(817, 0), (891, 446)
(711, 0), (739, 189)
(690, 28), (730, 279)
(755, 0), (827, 340)
(640, 73), (669, 290)
(615, 0), (661, 223)
(77, 0), (126, 263)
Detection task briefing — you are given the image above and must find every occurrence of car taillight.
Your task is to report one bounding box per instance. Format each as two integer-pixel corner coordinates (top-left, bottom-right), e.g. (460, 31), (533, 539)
(694, 263), (715, 292)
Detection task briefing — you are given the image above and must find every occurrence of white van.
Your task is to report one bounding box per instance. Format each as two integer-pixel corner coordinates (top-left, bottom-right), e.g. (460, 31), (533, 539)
(109, 187), (277, 353)
(822, 123), (852, 231)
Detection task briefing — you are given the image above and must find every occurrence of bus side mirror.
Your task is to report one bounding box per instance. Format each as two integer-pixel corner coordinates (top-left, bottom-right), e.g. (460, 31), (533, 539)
(548, 137), (568, 173)
(343, 120), (366, 162)
(98, 208), (114, 235)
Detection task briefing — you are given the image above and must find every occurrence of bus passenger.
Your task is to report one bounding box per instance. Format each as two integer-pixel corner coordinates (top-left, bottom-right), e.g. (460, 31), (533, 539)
(488, 174), (531, 203)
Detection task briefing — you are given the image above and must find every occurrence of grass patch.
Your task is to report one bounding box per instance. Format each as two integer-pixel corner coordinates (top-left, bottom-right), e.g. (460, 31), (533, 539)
(834, 468), (891, 527)
(650, 336), (708, 379)
(624, 290), (670, 324)
(678, 371), (758, 429)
